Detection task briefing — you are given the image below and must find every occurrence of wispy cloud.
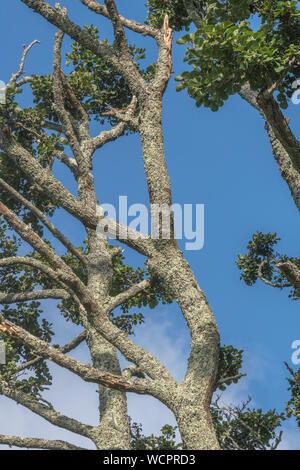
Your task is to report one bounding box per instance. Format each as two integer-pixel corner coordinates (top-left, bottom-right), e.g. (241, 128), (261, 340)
(0, 314), (299, 450)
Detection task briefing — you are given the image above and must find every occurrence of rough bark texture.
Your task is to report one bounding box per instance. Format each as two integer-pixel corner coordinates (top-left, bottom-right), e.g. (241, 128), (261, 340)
(239, 84), (300, 211)
(0, 0), (222, 450)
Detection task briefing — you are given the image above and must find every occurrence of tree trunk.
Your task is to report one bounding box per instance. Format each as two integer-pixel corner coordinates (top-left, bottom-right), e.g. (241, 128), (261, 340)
(87, 329), (131, 449)
(176, 403), (219, 450)
(86, 233), (131, 449)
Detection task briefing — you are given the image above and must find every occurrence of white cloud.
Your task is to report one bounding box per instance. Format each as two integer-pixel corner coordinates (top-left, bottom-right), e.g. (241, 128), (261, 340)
(0, 313), (188, 449)
(1, 314), (299, 450)
(277, 421), (300, 450)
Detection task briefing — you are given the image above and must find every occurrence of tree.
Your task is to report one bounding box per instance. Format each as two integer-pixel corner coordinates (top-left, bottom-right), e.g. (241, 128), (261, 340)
(146, 0), (300, 434)
(0, 0), (296, 451)
(0, 0), (222, 450)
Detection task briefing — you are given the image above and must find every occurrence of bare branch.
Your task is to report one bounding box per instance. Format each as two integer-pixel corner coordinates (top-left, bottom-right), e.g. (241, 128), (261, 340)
(43, 121), (63, 132)
(217, 374), (246, 386)
(102, 95), (138, 126)
(53, 30), (88, 166)
(122, 365), (146, 379)
(96, 213), (155, 257)
(51, 149), (79, 177)
(0, 201), (104, 320)
(104, 0), (130, 56)
(0, 376), (93, 438)
(276, 260), (300, 295)
(257, 258), (291, 289)
(152, 15), (173, 96)
(12, 330), (86, 376)
(7, 40), (40, 88)
(0, 128), (98, 229)
(92, 95), (138, 150)
(16, 76), (33, 87)
(92, 122), (127, 151)
(21, 0), (147, 98)
(79, 0), (158, 38)
(0, 434), (87, 450)
(0, 288), (69, 305)
(0, 256), (62, 284)
(109, 278), (151, 310)
(0, 319), (155, 395)
(240, 83), (300, 212)
(60, 69), (90, 132)
(0, 200), (78, 276)
(0, 177), (87, 267)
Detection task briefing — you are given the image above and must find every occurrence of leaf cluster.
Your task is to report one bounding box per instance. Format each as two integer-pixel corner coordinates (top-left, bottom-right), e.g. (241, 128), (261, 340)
(237, 231), (300, 299)
(146, 1), (300, 111)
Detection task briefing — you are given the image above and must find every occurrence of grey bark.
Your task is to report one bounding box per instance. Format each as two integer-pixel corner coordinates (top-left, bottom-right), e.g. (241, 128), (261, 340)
(240, 84), (300, 212)
(0, 0), (222, 450)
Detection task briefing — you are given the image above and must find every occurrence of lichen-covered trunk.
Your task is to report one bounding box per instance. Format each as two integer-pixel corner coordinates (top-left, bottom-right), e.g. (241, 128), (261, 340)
(139, 101), (220, 449)
(148, 247), (220, 450)
(176, 402), (219, 450)
(87, 329), (131, 450)
(240, 84), (300, 212)
(86, 233), (131, 450)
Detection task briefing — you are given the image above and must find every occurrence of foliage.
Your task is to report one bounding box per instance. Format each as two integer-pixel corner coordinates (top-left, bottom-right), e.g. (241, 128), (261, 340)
(130, 397), (285, 450)
(237, 231), (300, 299)
(0, 221), (53, 394)
(130, 418), (182, 450)
(211, 397), (285, 450)
(216, 344), (244, 391)
(0, 1), (297, 447)
(285, 363), (300, 426)
(146, 0), (192, 30)
(65, 25), (155, 126)
(147, 1), (300, 111)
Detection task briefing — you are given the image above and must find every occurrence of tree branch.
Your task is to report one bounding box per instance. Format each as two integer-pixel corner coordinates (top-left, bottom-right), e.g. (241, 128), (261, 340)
(0, 128), (98, 229)
(257, 91), (300, 173)
(109, 278), (151, 310)
(0, 202), (105, 318)
(92, 95), (138, 151)
(0, 200), (78, 278)
(21, 0), (147, 98)
(79, 0), (158, 38)
(0, 177), (87, 267)
(96, 210), (155, 257)
(43, 120), (63, 132)
(0, 256), (63, 285)
(239, 83), (300, 211)
(11, 330), (86, 376)
(16, 76), (34, 87)
(0, 319), (155, 395)
(100, 95), (138, 133)
(60, 69), (90, 133)
(0, 376), (93, 439)
(0, 434), (87, 450)
(276, 260), (300, 295)
(0, 288), (69, 304)
(104, 0), (130, 56)
(152, 15), (173, 96)
(53, 30), (88, 167)
(51, 149), (79, 178)
(7, 40), (40, 88)
(257, 258), (291, 289)
(217, 374), (246, 387)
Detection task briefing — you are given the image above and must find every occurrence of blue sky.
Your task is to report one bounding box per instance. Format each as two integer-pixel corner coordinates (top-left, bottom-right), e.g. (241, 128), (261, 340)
(0, 0), (299, 449)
